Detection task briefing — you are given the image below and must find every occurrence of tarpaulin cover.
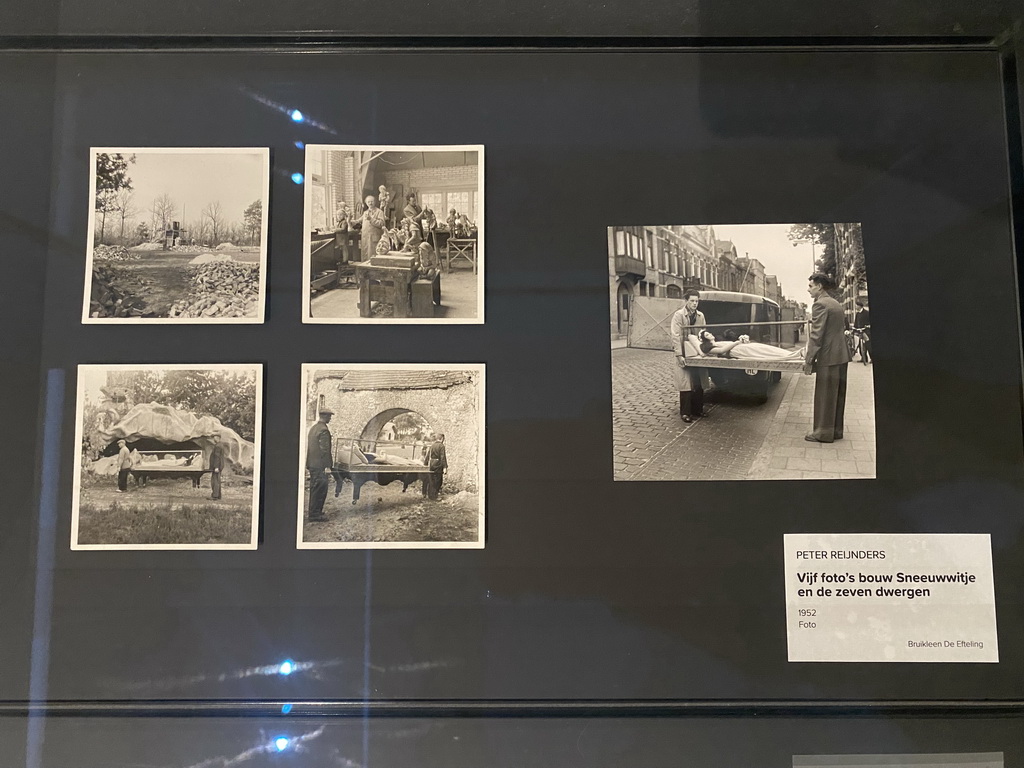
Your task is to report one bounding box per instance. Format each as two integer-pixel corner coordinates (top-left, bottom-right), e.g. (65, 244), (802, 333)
(97, 402), (255, 470)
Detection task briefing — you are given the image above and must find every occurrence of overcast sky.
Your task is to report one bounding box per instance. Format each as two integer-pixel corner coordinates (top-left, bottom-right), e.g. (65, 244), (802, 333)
(80, 368), (107, 405)
(103, 150), (265, 224)
(712, 223), (819, 306)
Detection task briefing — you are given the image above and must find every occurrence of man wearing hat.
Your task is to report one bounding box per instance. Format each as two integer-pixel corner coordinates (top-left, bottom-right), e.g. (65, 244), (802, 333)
(115, 439), (132, 493)
(306, 407), (334, 522)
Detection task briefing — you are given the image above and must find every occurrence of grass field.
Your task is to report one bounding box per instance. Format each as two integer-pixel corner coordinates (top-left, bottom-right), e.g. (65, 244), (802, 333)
(101, 250), (194, 315)
(77, 477), (254, 545)
(93, 248), (261, 316)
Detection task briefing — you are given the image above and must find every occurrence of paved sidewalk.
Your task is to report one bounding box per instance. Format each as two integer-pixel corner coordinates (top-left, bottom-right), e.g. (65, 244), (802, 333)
(611, 346), (876, 481)
(749, 362), (876, 480)
(612, 347), (789, 481)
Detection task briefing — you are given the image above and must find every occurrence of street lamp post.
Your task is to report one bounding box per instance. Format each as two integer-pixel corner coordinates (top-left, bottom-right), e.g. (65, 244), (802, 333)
(793, 237), (817, 274)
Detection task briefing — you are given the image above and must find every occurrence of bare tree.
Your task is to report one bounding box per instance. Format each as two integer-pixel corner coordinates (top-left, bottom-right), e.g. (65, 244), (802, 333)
(188, 218), (209, 246)
(114, 189), (138, 244)
(95, 189), (117, 245)
(202, 201), (224, 245)
(150, 193), (177, 243)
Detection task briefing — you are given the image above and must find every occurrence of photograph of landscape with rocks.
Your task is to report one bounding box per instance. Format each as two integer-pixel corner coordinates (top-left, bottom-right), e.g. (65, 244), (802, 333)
(83, 148), (269, 323)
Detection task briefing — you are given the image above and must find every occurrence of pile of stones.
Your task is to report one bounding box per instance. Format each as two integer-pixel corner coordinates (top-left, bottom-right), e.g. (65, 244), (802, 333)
(167, 261), (260, 318)
(92, 244), (139, 262)
(89, 264), (151, 318)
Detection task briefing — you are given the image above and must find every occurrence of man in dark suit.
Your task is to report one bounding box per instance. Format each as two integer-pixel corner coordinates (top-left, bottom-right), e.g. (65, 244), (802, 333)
(209, 433), (225, 500)
(306, 408), (334, 522)
(425, 434), (448, 500)
(804, 273), (852, 443)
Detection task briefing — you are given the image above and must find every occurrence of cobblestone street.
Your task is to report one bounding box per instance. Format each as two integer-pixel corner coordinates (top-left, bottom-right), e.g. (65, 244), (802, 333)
(612, 347), (876, 481)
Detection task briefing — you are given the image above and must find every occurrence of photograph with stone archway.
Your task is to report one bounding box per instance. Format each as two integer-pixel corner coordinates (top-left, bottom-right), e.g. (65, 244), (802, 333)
(297, 363), (485, 549)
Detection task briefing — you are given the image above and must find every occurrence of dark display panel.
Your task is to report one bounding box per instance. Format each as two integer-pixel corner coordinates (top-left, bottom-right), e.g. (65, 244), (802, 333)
(4, 713), (1022, 767)
(1, 46), (1022, 705)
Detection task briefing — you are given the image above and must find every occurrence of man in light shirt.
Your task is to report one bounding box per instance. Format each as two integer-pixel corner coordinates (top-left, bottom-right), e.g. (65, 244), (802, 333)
(116, 439), (132, 493)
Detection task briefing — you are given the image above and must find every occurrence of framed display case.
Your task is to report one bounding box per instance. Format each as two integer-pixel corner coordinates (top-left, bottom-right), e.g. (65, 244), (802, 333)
(1, 0), (1023, 762)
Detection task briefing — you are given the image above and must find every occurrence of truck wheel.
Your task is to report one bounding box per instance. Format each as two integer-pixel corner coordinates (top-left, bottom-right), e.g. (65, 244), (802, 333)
(753, 375), (770, 404)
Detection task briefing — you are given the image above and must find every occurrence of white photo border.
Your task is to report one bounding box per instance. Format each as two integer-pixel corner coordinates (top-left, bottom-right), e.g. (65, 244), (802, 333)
(82, 147), (271, 325)
(301, 144), (485, 325)
(70, 362), (264, 551)
(296, 362), (486, 549)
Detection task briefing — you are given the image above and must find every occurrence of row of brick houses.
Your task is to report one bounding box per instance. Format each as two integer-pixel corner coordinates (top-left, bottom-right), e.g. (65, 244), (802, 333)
(608, 225), (788, 337)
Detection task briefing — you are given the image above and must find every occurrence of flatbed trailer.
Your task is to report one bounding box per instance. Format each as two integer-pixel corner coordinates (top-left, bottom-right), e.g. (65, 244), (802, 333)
(129, 466), (211, 487)
(128, 450), (209, 488)
(681, 356), (805, 372)
(331, 462), (433, 502)
(330, 437), (433, 502)
(680, 353), (804, 403)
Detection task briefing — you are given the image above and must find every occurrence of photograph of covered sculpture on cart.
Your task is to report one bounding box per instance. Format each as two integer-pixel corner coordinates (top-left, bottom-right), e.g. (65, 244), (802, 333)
(71, 363), (263, 550)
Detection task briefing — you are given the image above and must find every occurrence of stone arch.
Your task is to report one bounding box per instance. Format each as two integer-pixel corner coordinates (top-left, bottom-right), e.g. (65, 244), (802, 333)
(666, 283), (682, 299)
(316, 378), (478, 490)
(360, 407), (435, 443)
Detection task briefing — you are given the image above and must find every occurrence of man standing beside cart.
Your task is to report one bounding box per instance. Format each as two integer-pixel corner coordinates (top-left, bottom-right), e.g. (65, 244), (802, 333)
(209, 433), (225, 501)
(803, 273), (852, 443)
(306, 408), (334, 522)
(115, 439), (132, 493)
(670, 289), (711, 423)
(424, 433), (448, 500)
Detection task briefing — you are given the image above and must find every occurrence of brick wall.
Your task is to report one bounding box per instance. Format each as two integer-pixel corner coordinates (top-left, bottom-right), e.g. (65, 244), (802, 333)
(308, 377), (481, 491)
(327, 153), (358, 211)
(381, 164), (478, 194)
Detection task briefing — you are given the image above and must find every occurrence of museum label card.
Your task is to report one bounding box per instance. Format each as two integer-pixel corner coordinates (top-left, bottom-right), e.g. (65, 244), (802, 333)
(793, 754), (1003, 768)
(784, 534), (998, 662)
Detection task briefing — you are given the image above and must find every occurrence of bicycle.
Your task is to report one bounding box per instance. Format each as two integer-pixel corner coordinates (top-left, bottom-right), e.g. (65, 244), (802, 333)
(847, 327), (870, 365)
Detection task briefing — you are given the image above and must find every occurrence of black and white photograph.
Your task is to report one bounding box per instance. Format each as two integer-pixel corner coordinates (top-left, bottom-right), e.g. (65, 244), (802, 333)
(302, 145), (484, 323)
(70, 364), (263, 550)
(297, 363), (485, 549)
(83, 147), (270, 323)
(610, 223), (875, 481)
